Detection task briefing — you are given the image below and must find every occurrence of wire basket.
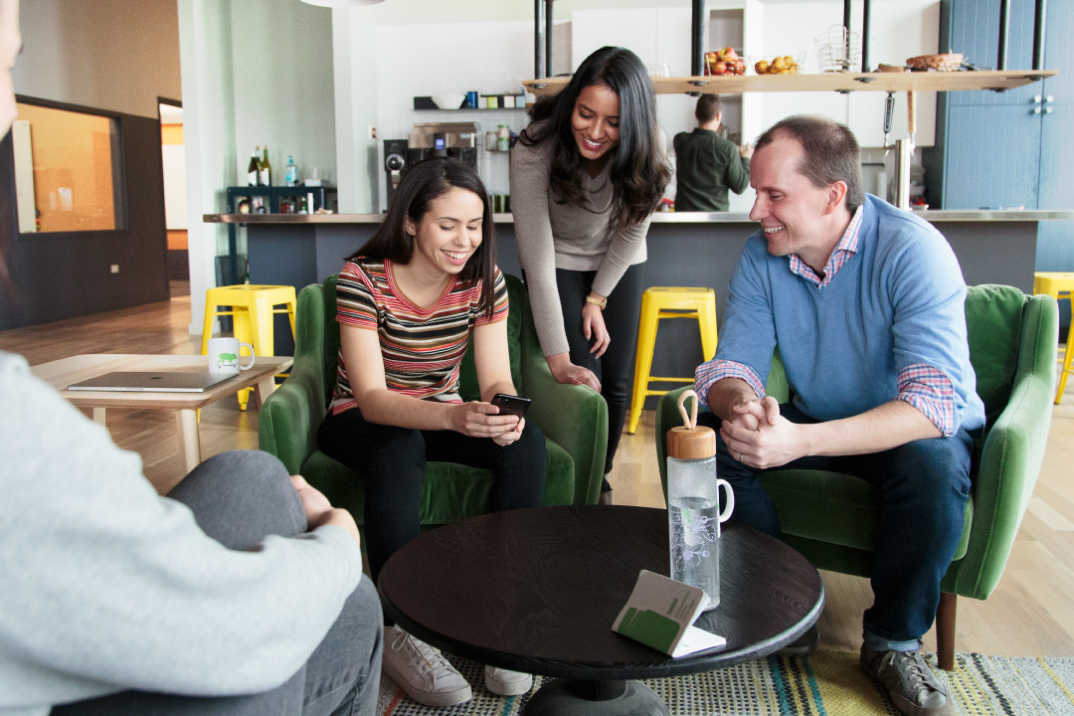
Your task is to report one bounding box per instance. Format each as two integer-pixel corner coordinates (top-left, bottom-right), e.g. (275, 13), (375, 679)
(814, 25), (861, 72)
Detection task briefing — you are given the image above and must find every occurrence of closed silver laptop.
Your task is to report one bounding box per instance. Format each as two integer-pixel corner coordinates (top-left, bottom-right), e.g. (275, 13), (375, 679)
(66, 371), (232, 393)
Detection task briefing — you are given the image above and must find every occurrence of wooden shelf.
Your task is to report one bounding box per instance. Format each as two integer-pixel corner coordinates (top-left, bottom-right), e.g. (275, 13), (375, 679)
(522, 69), (1056, 96)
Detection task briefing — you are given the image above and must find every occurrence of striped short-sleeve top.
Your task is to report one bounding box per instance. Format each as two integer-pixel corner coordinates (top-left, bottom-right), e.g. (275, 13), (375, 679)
(329, 257), (509, 415)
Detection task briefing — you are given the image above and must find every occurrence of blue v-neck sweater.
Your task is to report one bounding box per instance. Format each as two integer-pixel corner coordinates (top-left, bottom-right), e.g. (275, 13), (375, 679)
(704, 194), (985, 435)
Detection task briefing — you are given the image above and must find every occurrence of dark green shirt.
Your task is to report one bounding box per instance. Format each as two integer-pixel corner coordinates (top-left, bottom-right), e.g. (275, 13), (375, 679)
(673, 128), (751, 212)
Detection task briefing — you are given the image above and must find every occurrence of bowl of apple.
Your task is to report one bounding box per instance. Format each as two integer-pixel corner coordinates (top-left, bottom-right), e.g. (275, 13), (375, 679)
(704, 47), (746, 76)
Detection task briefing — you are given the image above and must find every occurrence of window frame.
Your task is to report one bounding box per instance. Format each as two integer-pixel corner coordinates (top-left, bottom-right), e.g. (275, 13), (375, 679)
(13, 94), (128, 239)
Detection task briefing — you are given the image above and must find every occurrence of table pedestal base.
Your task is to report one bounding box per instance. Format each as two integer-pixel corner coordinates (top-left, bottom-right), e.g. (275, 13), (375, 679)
(524, 679), (669, 715)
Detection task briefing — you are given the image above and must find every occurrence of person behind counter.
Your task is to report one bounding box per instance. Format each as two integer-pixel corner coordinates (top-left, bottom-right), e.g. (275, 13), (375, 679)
(673, 94), (753, 212)
(510, 45), (670, 502)
(317, 157), (545, 708)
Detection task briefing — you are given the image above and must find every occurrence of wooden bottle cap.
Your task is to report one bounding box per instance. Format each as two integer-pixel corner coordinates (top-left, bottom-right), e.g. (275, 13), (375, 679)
(666, 389), (716, 460)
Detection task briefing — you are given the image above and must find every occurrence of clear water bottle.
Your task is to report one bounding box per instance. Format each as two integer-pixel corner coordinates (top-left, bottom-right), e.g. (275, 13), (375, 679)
(666, 389), (735, 610)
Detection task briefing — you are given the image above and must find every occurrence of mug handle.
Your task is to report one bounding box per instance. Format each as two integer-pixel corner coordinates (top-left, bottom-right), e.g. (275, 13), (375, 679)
(715, 478), (735, 522)
(237, 342), (256, 370)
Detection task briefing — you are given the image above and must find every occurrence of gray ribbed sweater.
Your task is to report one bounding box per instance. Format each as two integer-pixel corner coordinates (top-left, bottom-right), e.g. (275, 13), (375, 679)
(0, 352), (362, 716)
(510, 123), (660, 357)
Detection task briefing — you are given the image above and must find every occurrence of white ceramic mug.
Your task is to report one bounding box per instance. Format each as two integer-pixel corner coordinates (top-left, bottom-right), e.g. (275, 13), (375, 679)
(208, 337), (255, 378)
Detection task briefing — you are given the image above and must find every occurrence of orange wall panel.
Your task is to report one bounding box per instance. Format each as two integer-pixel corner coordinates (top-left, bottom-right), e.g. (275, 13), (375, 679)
(161, 123), (184, 145)
(167, 229), (188, 250)
(15, 102), (117, 233)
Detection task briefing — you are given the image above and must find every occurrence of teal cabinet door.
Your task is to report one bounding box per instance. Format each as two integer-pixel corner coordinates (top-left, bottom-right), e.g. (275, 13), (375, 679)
(942, 104), (1041, 210)
(946, 0), (1041, 108)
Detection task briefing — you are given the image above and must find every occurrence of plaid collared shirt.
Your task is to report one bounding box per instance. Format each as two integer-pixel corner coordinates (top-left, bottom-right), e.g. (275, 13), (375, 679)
(788, 204), (864, 287)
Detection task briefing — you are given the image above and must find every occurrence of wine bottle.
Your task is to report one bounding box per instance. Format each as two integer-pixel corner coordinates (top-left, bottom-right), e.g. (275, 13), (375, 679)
(259, 145), (272, 186)
(247, 146), (260, 186)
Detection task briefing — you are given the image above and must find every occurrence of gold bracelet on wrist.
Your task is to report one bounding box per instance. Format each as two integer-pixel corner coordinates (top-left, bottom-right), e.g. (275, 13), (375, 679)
(585, 294), (607, 310)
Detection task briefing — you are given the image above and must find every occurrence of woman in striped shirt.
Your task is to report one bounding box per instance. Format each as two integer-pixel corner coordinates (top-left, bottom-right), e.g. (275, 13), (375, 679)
(317, 158), (544, 707)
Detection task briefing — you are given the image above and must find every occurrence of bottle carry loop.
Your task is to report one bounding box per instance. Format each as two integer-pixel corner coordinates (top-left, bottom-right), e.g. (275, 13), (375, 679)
(677, 389), (699, 430)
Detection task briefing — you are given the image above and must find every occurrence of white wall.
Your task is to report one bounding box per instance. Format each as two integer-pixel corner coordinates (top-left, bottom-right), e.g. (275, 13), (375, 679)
(178, 0), (336, 335)
(753, 0), (939, 147)
(162, 144), (188, 230)
(366, 20), (540, 209)
(178, 0), (236, 336)
(229, 0), (336, 188)
(13, 0), (181, 118)
(332, 5), (379, 213)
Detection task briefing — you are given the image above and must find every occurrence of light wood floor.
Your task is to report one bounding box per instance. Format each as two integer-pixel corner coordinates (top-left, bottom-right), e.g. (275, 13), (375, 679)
(2, 291), (1072, 659)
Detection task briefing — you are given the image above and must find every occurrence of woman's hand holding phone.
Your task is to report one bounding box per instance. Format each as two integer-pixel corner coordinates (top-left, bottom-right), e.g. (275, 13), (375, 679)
(491, 416), (524, 446)
(451, 401), (521, 441)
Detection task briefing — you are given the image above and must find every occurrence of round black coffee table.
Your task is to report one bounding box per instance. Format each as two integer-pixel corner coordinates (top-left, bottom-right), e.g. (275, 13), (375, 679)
(378, 506), (824, 715)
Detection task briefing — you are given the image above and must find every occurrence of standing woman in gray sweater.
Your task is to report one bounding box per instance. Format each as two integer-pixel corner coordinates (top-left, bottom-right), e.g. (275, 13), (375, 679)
(510, 46), (669, 500)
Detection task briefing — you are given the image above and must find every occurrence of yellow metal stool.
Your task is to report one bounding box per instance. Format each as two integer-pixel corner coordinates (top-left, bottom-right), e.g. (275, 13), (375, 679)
(1033, 272), (1074, 404)
(200, 284), (297, 410)
(627, 286), (718, 433)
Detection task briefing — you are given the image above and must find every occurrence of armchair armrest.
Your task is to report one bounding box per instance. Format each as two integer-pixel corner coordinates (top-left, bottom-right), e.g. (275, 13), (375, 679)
(523, 347), (608, 505)
(945, 294), (1058, 599)
(259, 282), (329, 474)
(259, 354), (325, 474)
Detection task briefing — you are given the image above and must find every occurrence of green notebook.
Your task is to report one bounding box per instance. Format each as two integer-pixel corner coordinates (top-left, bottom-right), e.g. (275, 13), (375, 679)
(612, 570), (726, 658)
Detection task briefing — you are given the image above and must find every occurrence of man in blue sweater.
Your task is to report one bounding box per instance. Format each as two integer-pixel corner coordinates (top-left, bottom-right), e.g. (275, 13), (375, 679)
(694, 116), (983, 716)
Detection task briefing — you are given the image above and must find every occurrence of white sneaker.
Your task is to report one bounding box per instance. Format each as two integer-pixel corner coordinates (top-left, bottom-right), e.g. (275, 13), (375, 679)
(383, 626), (472, 707)
(484, 665), (534, 696)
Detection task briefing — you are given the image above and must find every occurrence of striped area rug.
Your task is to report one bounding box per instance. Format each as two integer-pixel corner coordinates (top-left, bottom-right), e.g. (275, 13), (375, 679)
(376, 650), (1074, 715)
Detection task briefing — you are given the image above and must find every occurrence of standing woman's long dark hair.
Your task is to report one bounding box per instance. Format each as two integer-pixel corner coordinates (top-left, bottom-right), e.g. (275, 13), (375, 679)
(519, 46), (670, 237)
(348, 157), (498, 317)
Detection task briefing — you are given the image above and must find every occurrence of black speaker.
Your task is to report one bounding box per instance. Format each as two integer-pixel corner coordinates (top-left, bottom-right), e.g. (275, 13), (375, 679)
(383, 139), (408, 210)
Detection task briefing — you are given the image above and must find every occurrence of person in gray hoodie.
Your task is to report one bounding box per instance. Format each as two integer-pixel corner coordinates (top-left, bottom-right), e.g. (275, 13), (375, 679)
(0, 4), (382, 714)
(0, 356), (383, 715)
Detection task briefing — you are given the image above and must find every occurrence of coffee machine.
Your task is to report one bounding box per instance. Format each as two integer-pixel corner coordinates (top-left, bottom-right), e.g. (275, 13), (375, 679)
(407, 122), (478, 172)
(383, 138), (408, 209)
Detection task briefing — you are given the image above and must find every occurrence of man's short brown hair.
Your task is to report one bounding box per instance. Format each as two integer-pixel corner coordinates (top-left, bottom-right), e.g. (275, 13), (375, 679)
(755, 115), (864, 213)
(695, 94), (722, 124)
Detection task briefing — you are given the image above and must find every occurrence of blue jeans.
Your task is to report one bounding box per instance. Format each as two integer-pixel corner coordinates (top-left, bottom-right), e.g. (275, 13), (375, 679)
(699, 405), (974, 651)
(53, 451), (383, 716)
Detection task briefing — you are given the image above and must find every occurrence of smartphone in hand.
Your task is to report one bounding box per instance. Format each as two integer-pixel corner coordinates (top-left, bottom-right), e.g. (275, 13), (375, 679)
(491, 393), (532, 418)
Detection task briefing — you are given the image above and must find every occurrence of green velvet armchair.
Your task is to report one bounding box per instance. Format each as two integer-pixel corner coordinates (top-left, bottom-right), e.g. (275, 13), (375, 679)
(259, 273), (608, 529)
(656, 284), (1058, 670)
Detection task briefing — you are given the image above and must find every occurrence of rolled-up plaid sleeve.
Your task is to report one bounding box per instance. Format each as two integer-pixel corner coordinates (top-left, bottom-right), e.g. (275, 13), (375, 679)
(694, 359), (765, 411)
(896, 363), (956, 436)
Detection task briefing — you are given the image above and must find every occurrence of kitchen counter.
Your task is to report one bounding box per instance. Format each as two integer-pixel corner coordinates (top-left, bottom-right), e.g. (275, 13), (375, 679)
(215, 208), (1065, 386)
(206, 208), (1074, 224)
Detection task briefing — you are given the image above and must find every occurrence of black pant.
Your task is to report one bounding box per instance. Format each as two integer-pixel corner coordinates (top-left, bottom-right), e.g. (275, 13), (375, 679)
(556, 264), (645, 475)
(318, 406), (546, 582)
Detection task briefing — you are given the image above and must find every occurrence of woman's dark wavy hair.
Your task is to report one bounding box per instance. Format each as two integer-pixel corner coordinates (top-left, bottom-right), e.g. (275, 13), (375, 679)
(348, 157), (497, 317)
(519, 46), (670, 237)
